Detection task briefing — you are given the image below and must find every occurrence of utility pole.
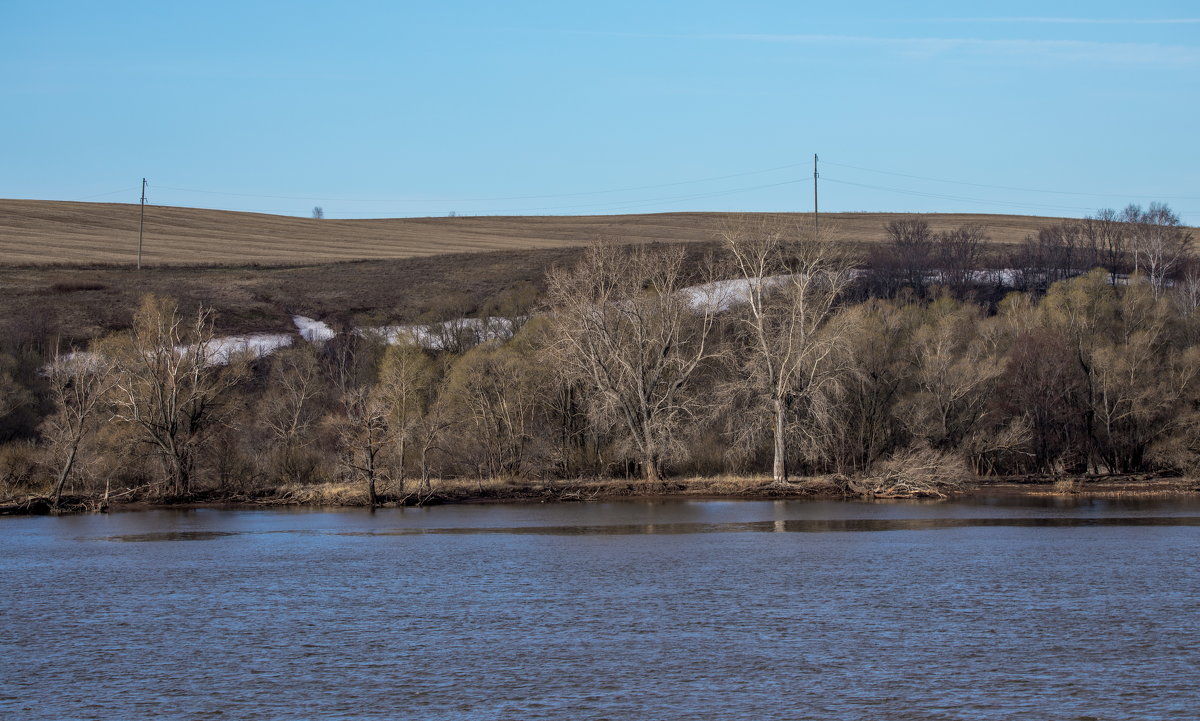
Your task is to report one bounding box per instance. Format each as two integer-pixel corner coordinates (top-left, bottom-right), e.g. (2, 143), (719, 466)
(812, 154), (819, 236)
(137, 178), (147, 270)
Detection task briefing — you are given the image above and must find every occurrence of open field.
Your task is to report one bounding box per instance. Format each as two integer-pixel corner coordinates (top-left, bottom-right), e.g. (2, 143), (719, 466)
(0, 199), (1063, 265)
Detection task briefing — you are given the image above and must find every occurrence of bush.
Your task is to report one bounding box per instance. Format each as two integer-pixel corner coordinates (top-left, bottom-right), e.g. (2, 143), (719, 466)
(0, 441), (44, 498)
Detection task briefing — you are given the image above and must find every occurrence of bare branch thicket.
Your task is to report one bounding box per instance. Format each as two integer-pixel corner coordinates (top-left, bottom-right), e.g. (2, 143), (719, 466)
(41, 352), (115, 509)
(848, 444), (972, 499)
(896, 300), (1025, 473)
(260, 347), (325, 483)
(1088, 282), (1194, 472)
(719, 216), (856, 482)
(545, 241), (719, 483)
(374, 341), (437, 488)
(935, 224), (988, 294)
(822, 299), (918, 473)
(333, 385), (393, 507)
(105, 295), (247, 496)
(886, 217), (935, 296)
(1082, 208), (1128, 284)
(443, 340), (542, 479)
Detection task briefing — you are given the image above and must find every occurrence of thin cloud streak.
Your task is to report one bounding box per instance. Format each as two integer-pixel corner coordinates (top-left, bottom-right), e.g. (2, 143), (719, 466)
(687, 33), (1200, 66)
(923, 17), (1200, 25)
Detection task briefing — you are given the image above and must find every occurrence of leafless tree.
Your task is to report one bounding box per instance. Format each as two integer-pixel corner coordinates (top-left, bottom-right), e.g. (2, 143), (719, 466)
(374, 341), (436, 487)
(719, 216), (855, 483)
(886, 217), (935, 294)
(897, 301), (1021, 471)
(1082, 208), (1127, 284)
(260, 347), (325, 483)
(936, 224), (988, 293)
(333, 386), (392, 507)
(41, 352), (114, 509)
(545, 242), (718, 483)
(1123, 202), (1193, 296)
(104, 295), (247, 496)
(312, 206), (324, 220)
(444, 340), (540, 478)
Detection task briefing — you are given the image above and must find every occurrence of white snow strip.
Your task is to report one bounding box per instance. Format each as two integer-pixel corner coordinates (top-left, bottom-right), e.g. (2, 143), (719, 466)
(679, 275), (794, 312)
(197, 333), (295, 366)
(362, 317), (519, 350)
(293, 315), (335, 342)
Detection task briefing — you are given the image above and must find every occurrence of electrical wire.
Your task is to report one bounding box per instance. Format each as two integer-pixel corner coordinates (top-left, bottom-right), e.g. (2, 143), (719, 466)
(822, 159), (1200, 201)
(822, 177), (1101, 214)
(70, 186), (141, 201)
(152, 161), (811, 204)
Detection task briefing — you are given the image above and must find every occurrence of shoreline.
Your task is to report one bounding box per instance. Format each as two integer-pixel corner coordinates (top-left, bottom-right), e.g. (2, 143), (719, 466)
(4, 475), (1197, 517)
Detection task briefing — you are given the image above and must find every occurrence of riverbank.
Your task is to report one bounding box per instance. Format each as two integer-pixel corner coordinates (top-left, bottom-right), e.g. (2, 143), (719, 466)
(4, 474), (1197, 516)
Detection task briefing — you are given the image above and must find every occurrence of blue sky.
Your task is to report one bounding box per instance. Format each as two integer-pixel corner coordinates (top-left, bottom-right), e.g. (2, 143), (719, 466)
(3, 1), (1197, 223)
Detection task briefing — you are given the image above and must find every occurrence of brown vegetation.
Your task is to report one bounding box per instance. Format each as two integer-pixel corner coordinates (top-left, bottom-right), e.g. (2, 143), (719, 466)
(2, 205), (1198, 513)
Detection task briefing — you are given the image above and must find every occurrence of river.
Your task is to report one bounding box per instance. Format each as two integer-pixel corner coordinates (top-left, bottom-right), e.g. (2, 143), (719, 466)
(2, 496), (1198, 720)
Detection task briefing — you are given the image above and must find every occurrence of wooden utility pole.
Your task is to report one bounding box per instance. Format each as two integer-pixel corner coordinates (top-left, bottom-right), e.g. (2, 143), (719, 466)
(137, 178), (146, 269)
(812, 154), (819, 235)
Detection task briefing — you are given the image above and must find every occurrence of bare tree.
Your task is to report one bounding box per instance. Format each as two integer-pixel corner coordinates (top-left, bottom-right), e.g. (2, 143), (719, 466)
(104, 295), (247, 496)
(260, 347), (325, 483)
(545, 242), (718, 483)
(886, 217), (935, 295)
(1082, 208), (1127, 284)
(41, 352), (114, 509)
(374, 341), (436, 487)
(720, 217), (855, 483)
(896, 301), (1019, 471)
(936, 224), (988, 293)
(312, 206), (324, 220)
(1123, 202), (1193, 296)
(444, 340), (540, 478)
(333, 386), (392, 507)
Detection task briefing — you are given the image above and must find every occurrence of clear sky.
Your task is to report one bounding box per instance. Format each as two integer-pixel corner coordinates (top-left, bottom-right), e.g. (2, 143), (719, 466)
(3, 1), (1197, 223)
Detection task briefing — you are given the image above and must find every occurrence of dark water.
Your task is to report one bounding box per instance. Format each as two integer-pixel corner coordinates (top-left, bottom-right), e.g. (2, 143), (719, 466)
(2, 497), (1199, 720)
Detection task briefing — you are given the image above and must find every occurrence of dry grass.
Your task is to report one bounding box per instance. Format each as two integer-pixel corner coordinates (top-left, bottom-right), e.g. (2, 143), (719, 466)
(1, 199), (1064, 266)
(269, 482), (372, 506)
(0, 245), (586, 340)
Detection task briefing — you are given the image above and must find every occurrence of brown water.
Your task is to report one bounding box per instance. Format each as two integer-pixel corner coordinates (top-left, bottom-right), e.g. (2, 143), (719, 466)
(2, 496), (1199, 720)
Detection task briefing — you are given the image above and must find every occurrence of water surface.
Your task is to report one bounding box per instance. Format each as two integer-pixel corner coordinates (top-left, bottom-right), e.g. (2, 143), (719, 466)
(2, 497), (1198, 720)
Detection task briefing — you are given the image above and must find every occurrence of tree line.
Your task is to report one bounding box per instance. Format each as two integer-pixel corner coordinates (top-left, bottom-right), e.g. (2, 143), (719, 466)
(1, 205), (1196, 509)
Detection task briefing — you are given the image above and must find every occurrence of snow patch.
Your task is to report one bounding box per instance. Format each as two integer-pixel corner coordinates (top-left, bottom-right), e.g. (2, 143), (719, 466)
(198, 333), (295, 366)
(362, 317), (519, 350)
(679, 275), (793, 312)
(293, 315), (334, 342)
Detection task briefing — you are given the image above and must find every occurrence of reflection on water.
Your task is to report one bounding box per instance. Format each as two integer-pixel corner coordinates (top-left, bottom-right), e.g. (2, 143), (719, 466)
(3, 497), (1199, 721)
(97, 515), (1200, 542)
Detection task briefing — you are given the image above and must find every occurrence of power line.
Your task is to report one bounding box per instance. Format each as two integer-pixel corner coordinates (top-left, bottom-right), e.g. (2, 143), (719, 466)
(822, 177), (1101, 214)
(70, 186), (141, 201)
(152, 161), (812, 204)
(363, 179), (809, 216)
(151, 178), (811, 217)
(822, 159), (1200, 201)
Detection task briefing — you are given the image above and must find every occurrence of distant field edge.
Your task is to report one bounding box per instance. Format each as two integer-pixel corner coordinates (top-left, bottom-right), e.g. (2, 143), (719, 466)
(0, 198), (1082, 266)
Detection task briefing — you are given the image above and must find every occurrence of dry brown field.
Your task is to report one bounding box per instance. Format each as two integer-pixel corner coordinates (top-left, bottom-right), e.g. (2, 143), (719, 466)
(0, 199), (1060, 265)
(0, 199), (1105, 344)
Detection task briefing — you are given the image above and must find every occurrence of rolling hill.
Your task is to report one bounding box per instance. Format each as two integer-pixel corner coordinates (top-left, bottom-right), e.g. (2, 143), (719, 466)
(0, 199), (1063, 265)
